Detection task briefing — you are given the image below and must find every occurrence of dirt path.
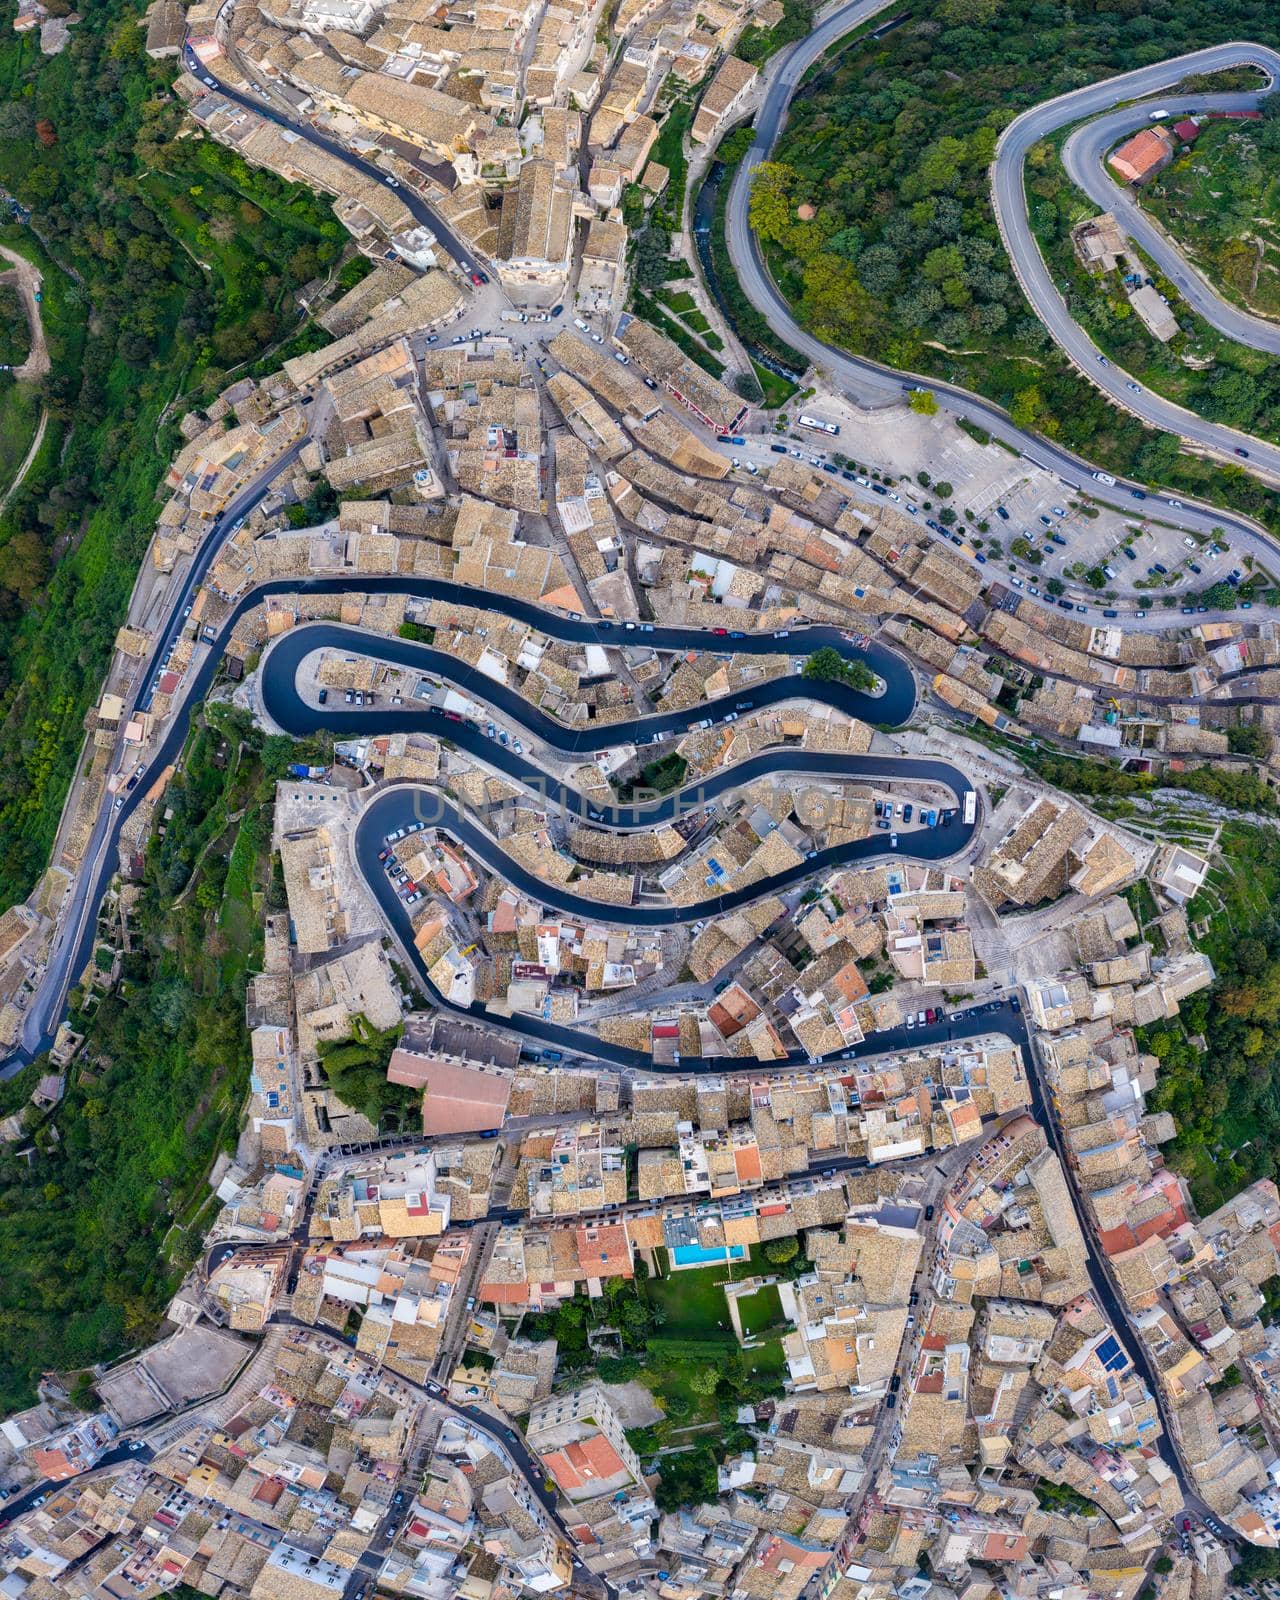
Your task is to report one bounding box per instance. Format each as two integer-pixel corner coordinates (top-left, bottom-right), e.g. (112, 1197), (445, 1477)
(0, 243), (50, 381)
(0, 403), (48, 512)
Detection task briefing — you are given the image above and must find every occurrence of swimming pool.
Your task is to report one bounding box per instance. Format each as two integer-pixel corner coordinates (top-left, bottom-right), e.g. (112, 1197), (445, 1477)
(671, 1243), (745, 1266)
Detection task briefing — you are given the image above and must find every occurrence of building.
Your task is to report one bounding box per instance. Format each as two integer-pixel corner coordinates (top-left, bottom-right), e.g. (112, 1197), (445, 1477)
(495, 159), (578, 291)
(387, 1049), (513, 1134)
(31, 1414), (120, 1481)
(690, 55), (758, 145)
(1151, 844), (1210, 904)
(1108, 127), (1174, 185)
(526, 1385), (644, 1503)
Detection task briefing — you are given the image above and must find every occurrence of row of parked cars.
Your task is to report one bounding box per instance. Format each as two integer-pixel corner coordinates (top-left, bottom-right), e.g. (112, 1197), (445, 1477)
(379, 824), (428, 904)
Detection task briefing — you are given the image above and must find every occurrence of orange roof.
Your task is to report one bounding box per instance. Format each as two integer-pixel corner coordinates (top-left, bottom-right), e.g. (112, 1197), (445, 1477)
(734, 1145), (763, 1184)
(542, 1433), (631, 1495)
(575, 1221), (632, 1279)
(1109, 127), (1172, 182)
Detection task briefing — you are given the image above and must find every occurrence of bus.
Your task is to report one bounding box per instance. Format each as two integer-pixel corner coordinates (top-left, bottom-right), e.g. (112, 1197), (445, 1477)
(798, 414), (840, 437)
(963, 790), (976, 826)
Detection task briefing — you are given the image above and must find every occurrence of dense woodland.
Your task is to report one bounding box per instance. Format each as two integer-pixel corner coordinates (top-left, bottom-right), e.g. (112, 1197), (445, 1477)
(0, 278), (28, 367)
(761, 0), (1280, 518)
(0, 708), (316, 1410)
(0, 1), (344, 908)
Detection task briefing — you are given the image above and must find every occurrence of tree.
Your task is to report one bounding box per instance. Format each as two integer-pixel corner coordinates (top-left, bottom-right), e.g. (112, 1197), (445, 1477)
(933, 480), (953, 499)
(763, 1236), (799, 1264)
(908, 389), (939, 415)
(689, 1365), (721, 1395)
(802, 646), (877, 692)
(1228, 725), (1271, 759)
(749, 162), (797, 245)
(803, 254), (876, 347)
(940, 0), (1000, 22)
(1233, 1547), (1280, 1587)
(1046, 577), (1065, 596)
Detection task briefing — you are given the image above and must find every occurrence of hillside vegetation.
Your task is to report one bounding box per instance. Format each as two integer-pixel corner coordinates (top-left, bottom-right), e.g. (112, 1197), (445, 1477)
(0, 707), (321, 1411)
(1144, 102), (1280, 320)
(0, 2), (344, 907)
(761, 0), (1280, 522)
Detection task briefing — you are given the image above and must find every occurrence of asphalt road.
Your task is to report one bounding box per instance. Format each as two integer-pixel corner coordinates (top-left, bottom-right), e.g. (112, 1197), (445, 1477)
(725, 12), (1280, 540)
(0, 1441), (153, 1526)
(1059, 92), (1280, 357)
(17, 439), (306, 1063)
(0, 565), (959, 1074)
(181, 43), (476, 271)
(992, 44), (1280, 470)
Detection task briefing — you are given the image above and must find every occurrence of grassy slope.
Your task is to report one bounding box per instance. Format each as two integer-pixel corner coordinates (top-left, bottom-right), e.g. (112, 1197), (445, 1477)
(1144, 115), (1280, 320)
(0, 708), (283, 1409)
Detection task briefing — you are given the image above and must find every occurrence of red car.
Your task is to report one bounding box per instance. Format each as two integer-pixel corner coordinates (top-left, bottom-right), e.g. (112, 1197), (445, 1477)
(925, 1008), (935, 1024)
(713, 627), (728, 636)
(469, 272), (483, 286)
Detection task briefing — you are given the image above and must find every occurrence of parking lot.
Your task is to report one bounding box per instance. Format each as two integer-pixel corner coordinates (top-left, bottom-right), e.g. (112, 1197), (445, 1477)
(705, 395), (1269, 616)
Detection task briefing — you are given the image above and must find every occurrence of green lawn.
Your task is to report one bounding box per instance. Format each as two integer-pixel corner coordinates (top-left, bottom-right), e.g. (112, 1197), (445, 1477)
(639, 1256), (752, 1339)
(752, 358), (799, 409)
(736, 1283), (789, 1338)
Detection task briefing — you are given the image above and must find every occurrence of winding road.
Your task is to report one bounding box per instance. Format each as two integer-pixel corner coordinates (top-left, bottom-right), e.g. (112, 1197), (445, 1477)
(180, 42), (476, 273)
(992, 45), (1280, 469)
(725, 14), (1280, 511)
(9, 12), (1279, 1079)
(1058, 90), (1280, 356)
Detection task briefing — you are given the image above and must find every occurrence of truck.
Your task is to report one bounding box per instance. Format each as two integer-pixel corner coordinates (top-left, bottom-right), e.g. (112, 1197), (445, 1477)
(288, 763), (327, 780)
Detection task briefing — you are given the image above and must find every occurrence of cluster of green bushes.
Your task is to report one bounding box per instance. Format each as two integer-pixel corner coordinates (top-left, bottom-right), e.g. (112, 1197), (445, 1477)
(704, 129), (808, 377)
(1126, 823), (1280, 1212)
(1028, 751), (1277, 816)
(318, 1014), (415, 1129)
(522, 1262), (785, 1511)
(0, 279), (29, 367)
(1027, 111), (1280, 450)
(632, 291), (726, 377)
(802, 644), (878, 691)
(1145, 103), (1280, 321)
(736, 0), (812, 64)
